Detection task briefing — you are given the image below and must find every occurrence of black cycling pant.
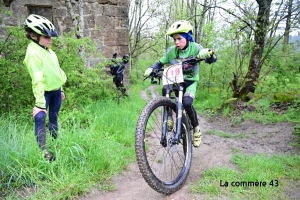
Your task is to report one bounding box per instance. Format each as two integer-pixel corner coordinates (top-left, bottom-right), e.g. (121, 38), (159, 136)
(162, 85), (199, 128)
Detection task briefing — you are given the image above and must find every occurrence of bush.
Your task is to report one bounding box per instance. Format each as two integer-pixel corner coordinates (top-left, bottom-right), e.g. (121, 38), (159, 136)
(0, 27), (33, 114)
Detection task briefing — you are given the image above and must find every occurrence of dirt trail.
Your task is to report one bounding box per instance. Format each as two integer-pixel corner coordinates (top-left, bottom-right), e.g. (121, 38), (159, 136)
(79, 85), (298, 200)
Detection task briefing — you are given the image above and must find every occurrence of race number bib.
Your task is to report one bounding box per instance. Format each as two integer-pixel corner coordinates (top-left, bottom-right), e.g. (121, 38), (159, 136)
(162, 63), (184, 85)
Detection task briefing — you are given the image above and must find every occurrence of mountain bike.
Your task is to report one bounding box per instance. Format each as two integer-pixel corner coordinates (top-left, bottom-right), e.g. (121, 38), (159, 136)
(135, 56), (204, 194)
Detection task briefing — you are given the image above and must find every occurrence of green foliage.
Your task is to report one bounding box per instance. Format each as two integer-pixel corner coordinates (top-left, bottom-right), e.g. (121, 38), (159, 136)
(271, 91), (298, 103)
(222, 105), (230, 116)
(256, 45), (300, 98)
(201, 21), (218, 47)
(0, 27), (33, 114)
(194, 89), (226, 117)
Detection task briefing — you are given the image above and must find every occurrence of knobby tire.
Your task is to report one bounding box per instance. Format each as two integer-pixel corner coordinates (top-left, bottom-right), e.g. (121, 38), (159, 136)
(135, 96), (193, 194)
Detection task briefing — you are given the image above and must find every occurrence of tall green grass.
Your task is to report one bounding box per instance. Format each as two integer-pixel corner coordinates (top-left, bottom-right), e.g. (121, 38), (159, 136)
(0, 84), (146, 199)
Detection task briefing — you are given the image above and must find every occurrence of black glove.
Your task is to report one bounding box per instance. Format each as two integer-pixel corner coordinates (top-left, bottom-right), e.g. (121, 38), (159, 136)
(150, 61), (164, 70)
(205, 53), (217, 64)
(113, 53), (117, 59)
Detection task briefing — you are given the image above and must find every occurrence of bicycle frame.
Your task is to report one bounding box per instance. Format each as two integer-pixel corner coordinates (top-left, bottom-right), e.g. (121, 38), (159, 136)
(144, 56), (204, 147)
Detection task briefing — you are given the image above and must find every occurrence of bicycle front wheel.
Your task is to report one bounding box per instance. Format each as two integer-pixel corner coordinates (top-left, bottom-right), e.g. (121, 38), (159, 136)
(135, 96), (193, 194)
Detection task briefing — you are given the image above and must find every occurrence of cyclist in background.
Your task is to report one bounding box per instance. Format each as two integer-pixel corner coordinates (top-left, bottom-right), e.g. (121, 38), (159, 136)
(144, 20), (217, 148)
(110, 53), (129, 96)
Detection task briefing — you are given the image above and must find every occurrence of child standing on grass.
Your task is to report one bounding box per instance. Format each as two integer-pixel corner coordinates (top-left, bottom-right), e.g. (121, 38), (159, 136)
(144, 20), (217, 148)
(23, 14), (67, 162)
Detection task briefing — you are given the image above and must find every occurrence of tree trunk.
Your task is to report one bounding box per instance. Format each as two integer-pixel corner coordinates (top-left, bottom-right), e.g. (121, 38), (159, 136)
(65, 0), (84, 39)
(197, 0), (208, 42)
(130, 0), (141, 79)
(239, 0), (272, 101)
(283, 0), (293, 45)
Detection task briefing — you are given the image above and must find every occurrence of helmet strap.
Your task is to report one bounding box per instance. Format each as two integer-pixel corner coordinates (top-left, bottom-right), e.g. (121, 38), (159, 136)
(30, 33), (40, 44)
(32, 35), (49, 50)
(182, 40), (189, 50)
(36, 35), (41, 43)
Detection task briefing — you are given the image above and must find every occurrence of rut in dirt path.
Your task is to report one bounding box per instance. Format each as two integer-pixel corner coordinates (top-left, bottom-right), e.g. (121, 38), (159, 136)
(79, 85), (298, 200)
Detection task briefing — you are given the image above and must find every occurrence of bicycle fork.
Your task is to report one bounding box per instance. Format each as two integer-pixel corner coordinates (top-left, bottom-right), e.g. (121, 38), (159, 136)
(160, 85), (184, 147)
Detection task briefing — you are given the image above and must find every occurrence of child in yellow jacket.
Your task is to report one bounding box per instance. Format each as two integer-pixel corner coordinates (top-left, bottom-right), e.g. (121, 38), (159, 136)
(23, 14), (67, 162)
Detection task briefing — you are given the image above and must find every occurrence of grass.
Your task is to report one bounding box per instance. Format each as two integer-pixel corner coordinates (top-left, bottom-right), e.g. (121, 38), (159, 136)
(206, 130), (250, 139)
(0, 84), (147, 199)
(190, 154), (300, 199)
(194, 89), (300, 125)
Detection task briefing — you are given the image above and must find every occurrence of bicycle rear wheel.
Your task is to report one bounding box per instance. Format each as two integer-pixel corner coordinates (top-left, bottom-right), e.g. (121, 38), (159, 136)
(135, 96), (193, 194)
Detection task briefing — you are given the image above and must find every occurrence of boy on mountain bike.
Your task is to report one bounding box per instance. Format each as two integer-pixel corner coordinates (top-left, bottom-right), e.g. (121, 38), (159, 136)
(110, 53), (130, 95)
(144, 20), (217, 148)
(23, 14), (67, 161)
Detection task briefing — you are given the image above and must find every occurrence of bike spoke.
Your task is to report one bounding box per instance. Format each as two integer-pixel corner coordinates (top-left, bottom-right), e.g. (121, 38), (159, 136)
(145, 106), (186, 182)
(136, 97), (192, 194)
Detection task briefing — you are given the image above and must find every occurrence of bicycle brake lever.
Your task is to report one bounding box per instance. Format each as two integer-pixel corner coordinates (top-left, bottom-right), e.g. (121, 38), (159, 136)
(143, 75), (150, 81)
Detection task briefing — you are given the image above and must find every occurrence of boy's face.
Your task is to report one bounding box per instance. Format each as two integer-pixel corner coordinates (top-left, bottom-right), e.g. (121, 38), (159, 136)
(39, 35), (52, 48)
(172, 34), (187, 50)
(30, 33), (52, 48)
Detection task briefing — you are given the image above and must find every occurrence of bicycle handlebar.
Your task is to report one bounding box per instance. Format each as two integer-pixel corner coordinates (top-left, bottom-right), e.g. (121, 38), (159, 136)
(143, 56), (205, 81)
(143, 69), (163, 81)
(143, 48), (216, 81)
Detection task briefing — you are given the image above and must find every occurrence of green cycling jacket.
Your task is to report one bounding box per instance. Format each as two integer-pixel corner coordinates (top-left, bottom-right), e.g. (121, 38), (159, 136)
(24, 41), (67, 109)
(159, 42), (203, 82)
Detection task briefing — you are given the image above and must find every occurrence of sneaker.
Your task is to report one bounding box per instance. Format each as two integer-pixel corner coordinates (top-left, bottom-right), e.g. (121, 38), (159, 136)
(193, 127), (202, 148)
(167, 118), (173, 131)
(43, 150), (55, 162)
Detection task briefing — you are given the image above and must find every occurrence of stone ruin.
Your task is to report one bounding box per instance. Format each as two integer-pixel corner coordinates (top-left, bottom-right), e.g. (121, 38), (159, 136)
(1, 0), (130, 84)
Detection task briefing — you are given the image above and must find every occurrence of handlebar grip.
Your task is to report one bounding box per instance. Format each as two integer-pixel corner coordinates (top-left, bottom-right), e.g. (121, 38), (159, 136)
(197, 50), (214, 60)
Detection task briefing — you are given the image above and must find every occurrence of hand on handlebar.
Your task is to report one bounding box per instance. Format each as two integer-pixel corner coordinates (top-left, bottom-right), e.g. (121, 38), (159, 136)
(197, 49), (213, 59)
(144, 67), (153, 77)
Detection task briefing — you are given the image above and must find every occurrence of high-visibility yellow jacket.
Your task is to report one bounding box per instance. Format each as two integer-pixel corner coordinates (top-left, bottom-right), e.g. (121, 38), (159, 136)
(24, 41), (67, 109)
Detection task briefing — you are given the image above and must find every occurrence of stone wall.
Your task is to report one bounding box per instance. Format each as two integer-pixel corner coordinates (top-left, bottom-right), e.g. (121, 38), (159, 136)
(0, 0), (130, 85)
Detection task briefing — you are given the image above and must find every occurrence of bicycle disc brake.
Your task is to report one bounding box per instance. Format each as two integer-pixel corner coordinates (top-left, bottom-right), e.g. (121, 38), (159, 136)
(166, 131), (178, 152)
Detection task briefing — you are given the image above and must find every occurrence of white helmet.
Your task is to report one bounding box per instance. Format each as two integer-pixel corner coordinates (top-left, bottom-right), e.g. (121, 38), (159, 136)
(24, 14), (58, 37)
